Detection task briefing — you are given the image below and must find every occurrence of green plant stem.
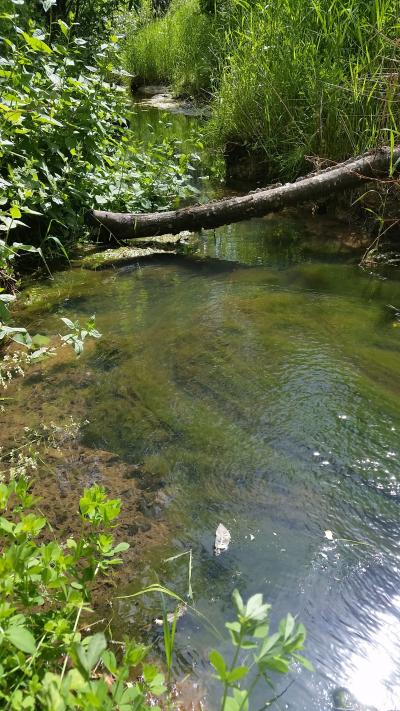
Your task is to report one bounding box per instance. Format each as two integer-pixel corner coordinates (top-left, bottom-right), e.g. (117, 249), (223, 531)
(220, 629), (243, 711)
(60, 603), (84, 682)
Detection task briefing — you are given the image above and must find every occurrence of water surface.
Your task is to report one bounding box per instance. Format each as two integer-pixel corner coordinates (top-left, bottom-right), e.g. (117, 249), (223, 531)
(13, 211), (400, 711)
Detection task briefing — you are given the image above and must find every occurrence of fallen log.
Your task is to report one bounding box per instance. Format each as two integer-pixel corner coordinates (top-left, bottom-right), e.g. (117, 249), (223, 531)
(90, 147), (400, 239)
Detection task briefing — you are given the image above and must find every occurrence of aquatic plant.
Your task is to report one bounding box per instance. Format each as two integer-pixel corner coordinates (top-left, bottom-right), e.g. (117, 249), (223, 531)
(211, 589), (312, 711)
(60, 315), (102, 356)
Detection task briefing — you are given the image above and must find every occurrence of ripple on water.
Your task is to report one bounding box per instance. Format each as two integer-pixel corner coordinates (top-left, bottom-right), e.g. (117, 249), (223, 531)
(9, 221), (400, 710)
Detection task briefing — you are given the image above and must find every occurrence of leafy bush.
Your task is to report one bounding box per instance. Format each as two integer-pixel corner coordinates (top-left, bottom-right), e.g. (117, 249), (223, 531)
(0, 2), (203, 254)
(0, 478), (167, 710)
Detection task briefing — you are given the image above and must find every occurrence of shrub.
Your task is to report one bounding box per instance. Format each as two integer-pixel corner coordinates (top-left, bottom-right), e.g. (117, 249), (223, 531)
(0, 2), (203, 254)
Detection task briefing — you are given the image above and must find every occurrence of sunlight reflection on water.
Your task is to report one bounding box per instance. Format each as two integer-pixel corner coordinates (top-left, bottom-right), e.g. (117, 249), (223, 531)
(344, 594), (400, 709)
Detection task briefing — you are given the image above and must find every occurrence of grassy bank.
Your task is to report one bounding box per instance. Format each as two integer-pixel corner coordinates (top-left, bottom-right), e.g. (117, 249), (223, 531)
(123, 0), (220, 96)
(124, 0), (400, 180)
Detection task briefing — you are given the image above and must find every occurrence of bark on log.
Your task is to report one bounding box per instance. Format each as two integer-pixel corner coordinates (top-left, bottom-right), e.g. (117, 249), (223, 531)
(90, 148), (400, 239)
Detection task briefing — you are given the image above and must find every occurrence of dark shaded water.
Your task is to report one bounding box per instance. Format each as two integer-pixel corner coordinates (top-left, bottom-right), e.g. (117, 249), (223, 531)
(10, 105), (400, 710)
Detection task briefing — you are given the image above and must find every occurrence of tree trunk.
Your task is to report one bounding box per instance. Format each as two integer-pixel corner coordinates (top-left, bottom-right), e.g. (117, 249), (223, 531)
(90, 148), (399, 240)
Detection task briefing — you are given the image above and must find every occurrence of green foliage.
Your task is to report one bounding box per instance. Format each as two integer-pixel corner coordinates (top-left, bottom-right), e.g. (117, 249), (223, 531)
(0, 2), (203, 254)
(210, 589), (313, 711)
(60, 315), (102, 356)
(125, 0), (400, 178)
(0, 478), (167, 710)
(209, 0), (400, 178)
(0, 462), (312, 709)
(123, 0), (220, 96)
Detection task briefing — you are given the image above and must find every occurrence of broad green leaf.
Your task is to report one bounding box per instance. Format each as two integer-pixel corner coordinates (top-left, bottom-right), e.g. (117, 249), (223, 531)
(22, 32), (52, 53)
(227, 665), (249, 683)
(86, 632), (107, 671)
(209, 649), (226, 679)
(5, 110), (23, 125)
(101, 649), (117, 675)
(263, 656), (289, 673)
(6, 625), (36, 654)
(0, 516), (15, 534)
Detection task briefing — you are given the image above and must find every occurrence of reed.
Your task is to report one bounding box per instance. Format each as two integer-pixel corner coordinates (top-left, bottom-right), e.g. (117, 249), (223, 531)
(124, 0), (400, 179)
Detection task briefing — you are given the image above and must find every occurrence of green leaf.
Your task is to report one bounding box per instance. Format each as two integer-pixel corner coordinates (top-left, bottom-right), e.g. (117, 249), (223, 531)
(57, 19), (69, 35)
(227, 665), (249, 683)
(101, 649), (117, 675)
(86, 632), (107, 672)
(258, 632), (280, 660)
(5, 110), (23, 125)
(0, 517), (15, 534)
(209, 649), (227, 679)
(232, 589), (244, 615)
(6, 625), (36, 654)
(22, 32), (52, 54)
(60, 317), (75, 330)
(281, 613), (295, 640)
(294, 653), (314, 672)
(263, 656), (289, 673)
(9, 206), (21, 219)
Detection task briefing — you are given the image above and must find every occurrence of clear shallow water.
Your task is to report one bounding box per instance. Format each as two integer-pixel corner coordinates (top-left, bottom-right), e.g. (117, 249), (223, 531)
(16, 215), (400, 711)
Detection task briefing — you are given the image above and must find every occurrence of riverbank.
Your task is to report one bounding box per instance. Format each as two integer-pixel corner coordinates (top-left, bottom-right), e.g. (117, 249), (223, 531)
(124, 0), (399, 208)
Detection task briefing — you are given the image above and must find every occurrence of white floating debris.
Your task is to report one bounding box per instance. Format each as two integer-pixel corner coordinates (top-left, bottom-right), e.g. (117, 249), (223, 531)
(324, 529), (334, 541)
(338, 414), (348, 420)
(154, 603), (187, 626)
(250, 534), (255, 541)
(313, 451), (320, 457)
(214, 523), (231, 556)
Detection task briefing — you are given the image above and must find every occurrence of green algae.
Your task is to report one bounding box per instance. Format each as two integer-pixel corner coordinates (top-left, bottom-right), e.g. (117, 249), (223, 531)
(5, 214), (400, 711)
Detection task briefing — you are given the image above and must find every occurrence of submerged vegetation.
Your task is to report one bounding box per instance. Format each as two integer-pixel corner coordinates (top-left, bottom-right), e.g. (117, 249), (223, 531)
(126, 0), (400, 180)
(0, 428), (310, 709)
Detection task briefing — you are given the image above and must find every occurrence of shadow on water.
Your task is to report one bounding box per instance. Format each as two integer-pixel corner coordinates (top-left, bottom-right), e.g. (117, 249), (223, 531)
(7, 104), (400, 711)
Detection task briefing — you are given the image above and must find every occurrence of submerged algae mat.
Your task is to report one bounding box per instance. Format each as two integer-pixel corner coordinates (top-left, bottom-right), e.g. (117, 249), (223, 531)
(7, 214), (400, 711)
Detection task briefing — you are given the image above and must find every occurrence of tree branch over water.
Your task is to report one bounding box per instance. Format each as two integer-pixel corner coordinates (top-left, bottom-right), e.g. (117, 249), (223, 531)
(90, 147), (400, 239)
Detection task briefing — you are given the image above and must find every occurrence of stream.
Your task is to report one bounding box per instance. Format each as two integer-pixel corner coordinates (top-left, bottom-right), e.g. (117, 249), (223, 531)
(5, 99), (400, 711)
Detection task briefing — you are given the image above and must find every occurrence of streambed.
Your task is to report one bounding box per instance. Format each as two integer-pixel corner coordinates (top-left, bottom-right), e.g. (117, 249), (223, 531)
(4, 104), (400, 711)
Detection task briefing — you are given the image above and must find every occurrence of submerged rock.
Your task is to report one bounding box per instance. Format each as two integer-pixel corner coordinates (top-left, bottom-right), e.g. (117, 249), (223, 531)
(80, 232), (195, 270)
(332, 687), (379, 711)
(214, 523), (231, 556)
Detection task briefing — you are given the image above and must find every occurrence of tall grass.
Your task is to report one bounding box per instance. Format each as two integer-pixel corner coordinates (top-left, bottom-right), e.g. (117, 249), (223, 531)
(123, 0), (220, 96)
(210, 0), (400, 178)
(124, 0), (400, 179)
